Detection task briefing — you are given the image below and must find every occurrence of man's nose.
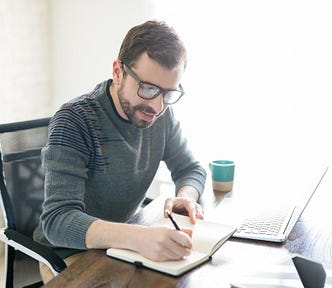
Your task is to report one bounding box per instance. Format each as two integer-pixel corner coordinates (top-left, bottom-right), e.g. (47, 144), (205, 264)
(148, 94), (165, 114)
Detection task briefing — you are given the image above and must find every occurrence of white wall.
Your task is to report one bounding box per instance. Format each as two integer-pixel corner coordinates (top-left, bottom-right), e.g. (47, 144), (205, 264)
(1, 0), (331, 174)
(50, 0), (157, 110)
(0, 0), (52, 122)
(153, 0), (332, 168)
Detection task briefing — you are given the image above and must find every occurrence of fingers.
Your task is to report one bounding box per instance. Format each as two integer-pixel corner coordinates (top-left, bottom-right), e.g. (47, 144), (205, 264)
(164, 197), (204, 225)
(195, 202), (204, 219)
(187, 200), (197, 223)
(164, 198), (174, 218)
(184, 200), (204, 224)
(168, 229), (192, 256)
(181, 227), (193, 240)
(145, 227), (192, 261)
(162, 243), (191, 260)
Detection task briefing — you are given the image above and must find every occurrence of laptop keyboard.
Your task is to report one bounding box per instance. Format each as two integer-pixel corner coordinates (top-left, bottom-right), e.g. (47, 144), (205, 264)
(236, 208), (292, 237)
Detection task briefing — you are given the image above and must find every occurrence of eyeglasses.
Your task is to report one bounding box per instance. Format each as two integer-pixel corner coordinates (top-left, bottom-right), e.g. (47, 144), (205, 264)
(121, 61), (185, 105)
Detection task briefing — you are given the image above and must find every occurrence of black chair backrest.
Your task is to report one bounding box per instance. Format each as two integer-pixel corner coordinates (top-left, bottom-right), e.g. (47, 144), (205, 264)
(0, 118), (50, 237)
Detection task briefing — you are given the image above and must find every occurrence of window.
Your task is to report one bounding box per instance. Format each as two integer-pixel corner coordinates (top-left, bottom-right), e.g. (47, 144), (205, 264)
(153, 0), (332, 166)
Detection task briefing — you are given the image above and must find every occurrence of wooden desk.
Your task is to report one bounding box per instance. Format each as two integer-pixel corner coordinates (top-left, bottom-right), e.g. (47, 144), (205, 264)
(44, 167), (332, 287)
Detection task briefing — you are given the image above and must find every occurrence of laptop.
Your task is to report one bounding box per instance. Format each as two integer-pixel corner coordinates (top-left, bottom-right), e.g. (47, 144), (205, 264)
(212, 166), (329, 243)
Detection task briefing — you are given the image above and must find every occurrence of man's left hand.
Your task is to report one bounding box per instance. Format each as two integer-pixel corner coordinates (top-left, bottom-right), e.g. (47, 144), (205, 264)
(163, 186), (203, 224)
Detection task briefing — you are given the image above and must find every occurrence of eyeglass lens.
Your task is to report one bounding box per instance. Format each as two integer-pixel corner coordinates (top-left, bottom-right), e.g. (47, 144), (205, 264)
(138, 84), (182, 104)
(122, 61), (184, 104)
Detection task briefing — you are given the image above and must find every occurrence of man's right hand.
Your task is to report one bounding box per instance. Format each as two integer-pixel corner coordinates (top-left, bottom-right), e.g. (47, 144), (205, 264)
(132, 226), (193, 262)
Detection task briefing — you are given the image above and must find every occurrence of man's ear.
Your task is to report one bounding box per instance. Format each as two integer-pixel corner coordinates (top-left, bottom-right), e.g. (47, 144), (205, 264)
(112, 59), (123, 85)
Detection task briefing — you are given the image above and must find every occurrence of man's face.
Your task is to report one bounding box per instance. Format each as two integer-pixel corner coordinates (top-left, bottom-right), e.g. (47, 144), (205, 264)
(116, 53), (184, 128)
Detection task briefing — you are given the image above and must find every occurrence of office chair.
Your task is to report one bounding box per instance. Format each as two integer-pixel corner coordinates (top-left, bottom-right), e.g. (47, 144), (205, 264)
(0, 118), (67, 288)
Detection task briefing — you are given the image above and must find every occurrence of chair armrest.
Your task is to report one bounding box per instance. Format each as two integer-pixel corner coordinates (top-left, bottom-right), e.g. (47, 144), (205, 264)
(3, 228), (67, 274)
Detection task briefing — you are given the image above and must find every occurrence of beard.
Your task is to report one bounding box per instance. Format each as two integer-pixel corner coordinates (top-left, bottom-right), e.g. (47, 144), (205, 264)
(117, 83), (166, 128)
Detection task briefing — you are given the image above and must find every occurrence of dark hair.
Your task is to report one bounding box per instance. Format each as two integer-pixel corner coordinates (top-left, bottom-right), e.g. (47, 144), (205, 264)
(118, 20), (187, 70)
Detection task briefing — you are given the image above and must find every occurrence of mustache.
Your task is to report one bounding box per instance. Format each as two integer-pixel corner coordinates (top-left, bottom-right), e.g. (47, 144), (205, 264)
(135, 104), (157, 115)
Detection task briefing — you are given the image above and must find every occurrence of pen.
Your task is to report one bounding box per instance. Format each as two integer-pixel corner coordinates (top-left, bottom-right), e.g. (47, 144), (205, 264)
(166, 210), (181, 231)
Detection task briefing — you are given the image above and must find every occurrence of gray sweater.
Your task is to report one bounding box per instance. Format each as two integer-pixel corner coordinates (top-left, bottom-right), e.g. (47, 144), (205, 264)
(34, 79), (206, 255)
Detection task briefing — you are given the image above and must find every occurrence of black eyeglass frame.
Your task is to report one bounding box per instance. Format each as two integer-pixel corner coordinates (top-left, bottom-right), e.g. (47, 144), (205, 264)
(121, 61), (185, 105)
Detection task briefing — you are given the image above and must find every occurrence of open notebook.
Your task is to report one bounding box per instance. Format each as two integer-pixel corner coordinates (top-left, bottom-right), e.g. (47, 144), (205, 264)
(213, 166), (329, 243)
(106, 213), (236, 276)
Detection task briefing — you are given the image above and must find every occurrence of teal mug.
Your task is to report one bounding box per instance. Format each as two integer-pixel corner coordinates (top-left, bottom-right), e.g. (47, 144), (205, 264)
(209, 160), (235, 192)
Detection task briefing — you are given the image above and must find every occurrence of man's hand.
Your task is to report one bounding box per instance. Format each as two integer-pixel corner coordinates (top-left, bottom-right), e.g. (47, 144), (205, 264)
(134, 226), (192, 262)
(86, 186), (202, 261)
(163, 185), (204, 224)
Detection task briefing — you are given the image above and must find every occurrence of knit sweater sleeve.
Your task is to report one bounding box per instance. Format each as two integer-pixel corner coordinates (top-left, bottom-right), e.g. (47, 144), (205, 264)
(163, 108), (206, 198)
(40, 108), (99, 249)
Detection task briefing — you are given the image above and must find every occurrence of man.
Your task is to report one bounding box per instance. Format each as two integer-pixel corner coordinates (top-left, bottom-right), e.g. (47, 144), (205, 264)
(34, 20), (206, 282)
